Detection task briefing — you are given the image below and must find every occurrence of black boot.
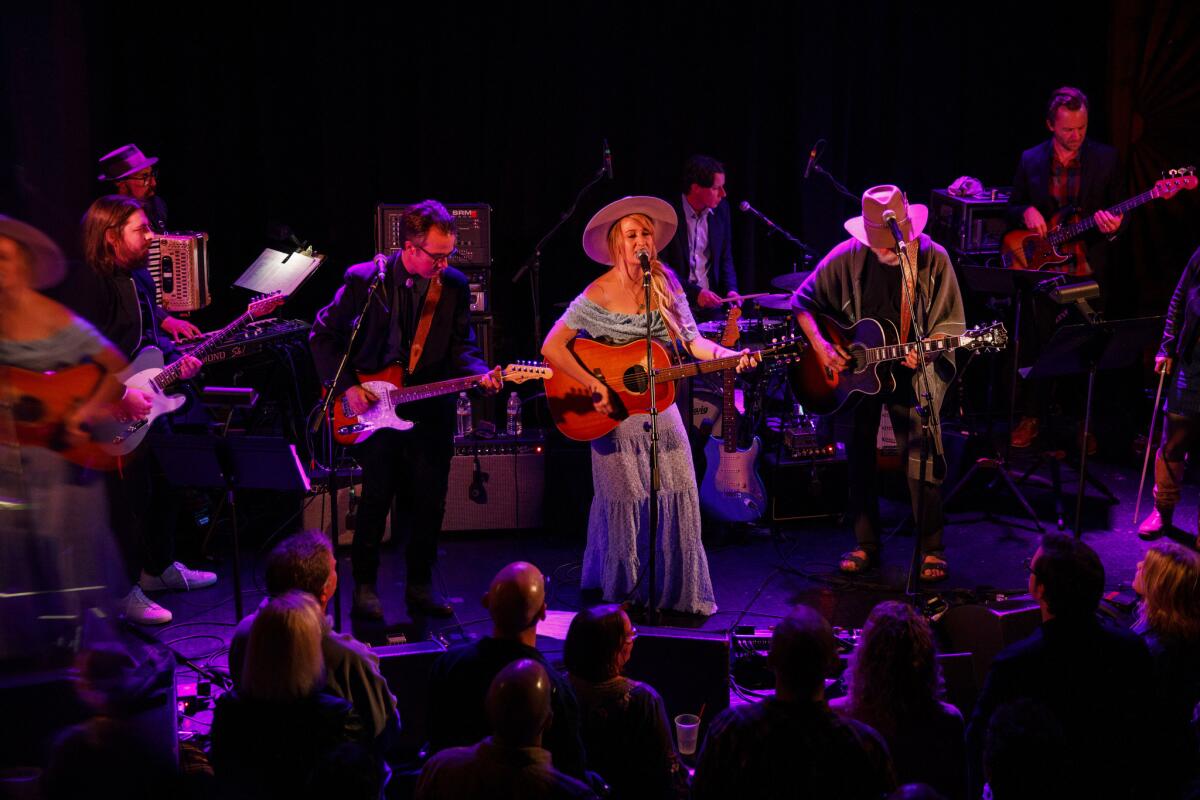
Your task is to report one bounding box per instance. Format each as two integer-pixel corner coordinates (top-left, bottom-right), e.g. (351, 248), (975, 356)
(406, 583), (453, 618)
(351, 583), (384, 621)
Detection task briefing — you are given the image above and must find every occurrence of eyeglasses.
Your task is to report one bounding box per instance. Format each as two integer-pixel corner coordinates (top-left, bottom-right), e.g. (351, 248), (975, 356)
(412, 242), (458, 264)
(123, 170), (157, 185)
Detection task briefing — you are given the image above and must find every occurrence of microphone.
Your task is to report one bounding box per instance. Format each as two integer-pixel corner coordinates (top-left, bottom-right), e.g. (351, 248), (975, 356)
(803, 141), (819, 179)
(372, 252), (389, 281)
(881, 210), (906, 249)
(739, 201), (781, 232)
(603, 139), (614, 180)
(635, 247), (651, 273)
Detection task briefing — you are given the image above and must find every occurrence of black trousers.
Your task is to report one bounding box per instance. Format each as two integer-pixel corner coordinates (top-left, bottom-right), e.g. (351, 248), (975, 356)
(106, 433), (178, 584)
(845, 390), (945, 557)
(350, 419), (453, 586)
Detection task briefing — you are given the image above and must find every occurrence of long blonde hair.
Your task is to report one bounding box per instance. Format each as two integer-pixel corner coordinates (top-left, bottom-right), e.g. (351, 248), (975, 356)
(606, 213), (685, 340)
(1136, 542), (1200, 640)
(241, 590), (326, 702)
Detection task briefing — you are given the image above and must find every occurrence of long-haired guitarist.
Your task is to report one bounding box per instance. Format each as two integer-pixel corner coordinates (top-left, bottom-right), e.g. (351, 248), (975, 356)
(791, 186), (965, 582)
(310, 200), (501, 621)
(59, 196), (213, 625)
(540, 196), (757, 617)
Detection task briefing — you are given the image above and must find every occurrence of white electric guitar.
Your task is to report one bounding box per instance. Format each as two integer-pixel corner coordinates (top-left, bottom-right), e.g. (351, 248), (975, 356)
(93, 293), (286, 456)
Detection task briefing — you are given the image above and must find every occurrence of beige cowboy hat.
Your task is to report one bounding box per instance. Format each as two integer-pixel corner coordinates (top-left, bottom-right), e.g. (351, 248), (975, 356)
(97, 143), (159, 182)
(844, 184), (928, 249)
(581, 195), (677, 265)
(0, 215), (66, 289)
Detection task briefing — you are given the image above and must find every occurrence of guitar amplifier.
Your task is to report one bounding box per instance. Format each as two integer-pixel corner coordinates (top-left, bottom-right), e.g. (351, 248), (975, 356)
(148, 231), (211, 311)
(929, 189), (1010, 256)
(464, 269), (490, 313)
(764, 446), (848, 521)
(375, 203), (492, 267)
(442, 431), (545, 531)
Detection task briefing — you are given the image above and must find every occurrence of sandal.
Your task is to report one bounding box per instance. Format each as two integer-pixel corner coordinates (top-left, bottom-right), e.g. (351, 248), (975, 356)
(920, 555), (949, 583)
(839, 549), (876, 575)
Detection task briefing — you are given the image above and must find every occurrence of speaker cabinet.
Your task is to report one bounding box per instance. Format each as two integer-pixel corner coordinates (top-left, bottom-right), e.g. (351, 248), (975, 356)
(373, 640), (447, 760)
(442, 448), (545, 531)
(937, 597), (1041, 699)
(623, 627), (730, 738)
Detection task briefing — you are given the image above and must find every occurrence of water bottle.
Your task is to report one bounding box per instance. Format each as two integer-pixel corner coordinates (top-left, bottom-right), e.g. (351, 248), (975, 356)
(506, 391), (523, 436)
(456, 391), (473, 437)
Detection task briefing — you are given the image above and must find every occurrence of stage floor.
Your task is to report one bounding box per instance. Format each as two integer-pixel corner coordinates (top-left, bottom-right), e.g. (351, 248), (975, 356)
(157, 453), (1193, 685)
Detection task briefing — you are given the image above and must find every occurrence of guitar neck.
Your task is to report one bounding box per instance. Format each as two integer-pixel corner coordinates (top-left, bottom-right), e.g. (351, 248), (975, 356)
(150, 308), (256, 390)
(386, 372), (489, 405)
(1047, 187), (1158, 245)
(655, 350), (754, 383)
(864, 334), (962, 365)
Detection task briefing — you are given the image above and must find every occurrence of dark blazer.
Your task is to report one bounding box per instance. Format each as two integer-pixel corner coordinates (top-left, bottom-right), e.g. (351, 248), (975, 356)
(309, 254), (487, 398)
(58, 263), (178, 362)
(965, 617), (1155, 800)
(664, 197), (737, 305)
(1006, 138), (1123, 281)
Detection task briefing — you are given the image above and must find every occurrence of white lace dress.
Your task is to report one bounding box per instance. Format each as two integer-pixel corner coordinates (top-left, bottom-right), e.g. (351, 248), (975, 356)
(561, 295), (716, 615)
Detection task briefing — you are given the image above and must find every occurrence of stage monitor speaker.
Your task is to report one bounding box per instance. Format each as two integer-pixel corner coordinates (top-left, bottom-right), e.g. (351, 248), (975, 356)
(623, 627), (729, 739)
(937, 597), (1041, 694)
(374, 640), (447, 761)
(442, 446), (545, 531)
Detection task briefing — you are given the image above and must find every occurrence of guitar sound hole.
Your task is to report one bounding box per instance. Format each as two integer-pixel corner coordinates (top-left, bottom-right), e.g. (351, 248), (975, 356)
(623, 364), (649, 394)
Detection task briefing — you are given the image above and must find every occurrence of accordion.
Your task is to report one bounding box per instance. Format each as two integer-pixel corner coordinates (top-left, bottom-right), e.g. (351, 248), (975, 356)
(148, 231), (211, 312)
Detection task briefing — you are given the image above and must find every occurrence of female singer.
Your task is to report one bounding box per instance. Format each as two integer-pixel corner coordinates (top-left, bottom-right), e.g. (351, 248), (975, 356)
(541, 196), (757, 616)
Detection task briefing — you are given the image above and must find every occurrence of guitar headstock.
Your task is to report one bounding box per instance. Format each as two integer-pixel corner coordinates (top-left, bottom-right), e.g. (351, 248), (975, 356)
(759, 334), (808, 366)
(1155, 167), (1197, 200)
(248, 291), (288, 318)
(502, 361), (554, 383)
(963, 321), (1008, 352)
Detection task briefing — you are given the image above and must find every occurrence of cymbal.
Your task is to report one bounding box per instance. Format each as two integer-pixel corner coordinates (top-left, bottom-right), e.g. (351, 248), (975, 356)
(748, 293), (795, 312)
(770, 271), (812, 292)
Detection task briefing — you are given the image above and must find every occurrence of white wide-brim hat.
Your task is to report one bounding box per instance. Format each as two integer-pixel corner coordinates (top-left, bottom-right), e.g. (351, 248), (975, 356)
(581, 195), (678, 265)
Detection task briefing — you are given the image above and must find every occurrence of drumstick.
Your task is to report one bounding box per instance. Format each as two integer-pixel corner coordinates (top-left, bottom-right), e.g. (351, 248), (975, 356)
(1133, 366), (1168, 524)
(717, 292), (773, 304)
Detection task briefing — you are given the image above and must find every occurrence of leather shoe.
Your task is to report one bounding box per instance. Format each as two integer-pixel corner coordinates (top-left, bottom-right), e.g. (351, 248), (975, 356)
(351, 583), (384, 621)
(406, 583), (453, 618)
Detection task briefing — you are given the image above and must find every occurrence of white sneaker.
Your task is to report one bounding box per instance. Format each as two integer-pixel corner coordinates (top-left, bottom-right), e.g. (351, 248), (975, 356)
(139, 561), (218, 592)
(121, 586), (173, 625)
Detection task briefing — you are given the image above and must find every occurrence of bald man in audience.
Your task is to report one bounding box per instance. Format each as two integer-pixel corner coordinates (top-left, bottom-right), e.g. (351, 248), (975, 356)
(427, 562), (587, 779)
(417, 659), (597, 799)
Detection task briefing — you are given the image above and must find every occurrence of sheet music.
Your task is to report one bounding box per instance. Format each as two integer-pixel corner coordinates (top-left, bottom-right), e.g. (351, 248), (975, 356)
(235, 248), (324, 297)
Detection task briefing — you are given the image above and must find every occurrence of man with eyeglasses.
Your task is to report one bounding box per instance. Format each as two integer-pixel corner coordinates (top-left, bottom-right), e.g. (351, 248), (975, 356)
(97, 144), (200, 341)
(310, 199), (502, 621)
(664, 154), (739, 316)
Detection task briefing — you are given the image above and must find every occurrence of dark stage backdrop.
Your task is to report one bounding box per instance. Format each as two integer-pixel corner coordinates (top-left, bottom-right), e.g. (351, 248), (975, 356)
(4, 1), (1199, 360)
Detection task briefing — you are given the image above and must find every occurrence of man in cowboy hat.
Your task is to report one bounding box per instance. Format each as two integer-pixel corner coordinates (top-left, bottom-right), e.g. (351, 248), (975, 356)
(791, 185), (965, 582)
(96, 143), (200, 342)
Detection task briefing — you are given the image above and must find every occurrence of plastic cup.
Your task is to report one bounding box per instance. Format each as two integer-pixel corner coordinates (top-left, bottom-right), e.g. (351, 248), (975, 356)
(674, 713), (701, 755)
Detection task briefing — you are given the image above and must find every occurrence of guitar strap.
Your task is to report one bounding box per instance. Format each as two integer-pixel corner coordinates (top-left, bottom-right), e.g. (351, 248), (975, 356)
(898, 240), (920, 344)
(408, 276), (443, 374)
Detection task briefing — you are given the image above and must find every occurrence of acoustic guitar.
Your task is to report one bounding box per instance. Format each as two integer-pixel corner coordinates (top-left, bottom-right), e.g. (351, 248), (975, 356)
(789, 315), (1007, 415)
(3, 361), (118, 469)
(545, 334), (804, 441)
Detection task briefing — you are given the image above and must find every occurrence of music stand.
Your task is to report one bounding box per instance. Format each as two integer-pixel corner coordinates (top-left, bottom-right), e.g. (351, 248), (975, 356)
(152, 434), (311, 620)
(942, 265), (1049, 529)
(1018, 316), (1163, 537)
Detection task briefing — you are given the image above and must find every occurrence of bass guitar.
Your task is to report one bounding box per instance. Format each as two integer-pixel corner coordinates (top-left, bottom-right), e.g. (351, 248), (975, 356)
(789, 316), (1007, 415)
(91, 292), (287, 456)
(699, 306), (767, 522)
(331, 362), (553, 445)
(546, 334), (804, 442)
(1001, 168), (1196, 272)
